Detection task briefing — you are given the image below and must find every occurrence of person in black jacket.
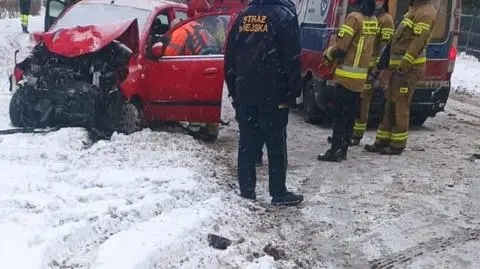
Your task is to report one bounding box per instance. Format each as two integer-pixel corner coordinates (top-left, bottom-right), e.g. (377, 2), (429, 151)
(224, 0), (303, 206)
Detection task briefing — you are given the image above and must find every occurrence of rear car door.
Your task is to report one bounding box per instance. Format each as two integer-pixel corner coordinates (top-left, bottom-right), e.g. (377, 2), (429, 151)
(143, 13), (231, 123)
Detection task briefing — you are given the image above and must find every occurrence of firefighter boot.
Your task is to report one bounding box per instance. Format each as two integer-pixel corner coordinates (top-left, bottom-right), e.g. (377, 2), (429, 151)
(318, 136), (345, 162)
(364, 140), (389, 153)
(380, 146), (404, 155)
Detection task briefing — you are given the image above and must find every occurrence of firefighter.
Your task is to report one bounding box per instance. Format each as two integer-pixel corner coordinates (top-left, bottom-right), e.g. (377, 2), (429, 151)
(19, 0), (31, 33)
(164, 20), (220, 56)
(365, 0), (437, 155)
(224, 0), (303, 206)
(317, 0), (378, 162)
(351, 0), (394, 146)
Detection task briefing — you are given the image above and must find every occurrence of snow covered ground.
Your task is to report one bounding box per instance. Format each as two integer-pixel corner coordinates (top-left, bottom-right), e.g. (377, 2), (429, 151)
(452, 52), (480, 97)
(1, 10), (480, 269)
(0, 14), (280, 269)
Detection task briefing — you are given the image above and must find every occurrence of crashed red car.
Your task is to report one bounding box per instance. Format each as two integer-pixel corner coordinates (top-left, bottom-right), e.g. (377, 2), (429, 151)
(9, 0), (234, 139)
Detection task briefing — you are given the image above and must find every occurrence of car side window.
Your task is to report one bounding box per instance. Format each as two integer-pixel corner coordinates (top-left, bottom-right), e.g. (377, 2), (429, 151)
(163, 15), (231, 57)
(147, 11), (171, 58)
(175, 10), (188, 21)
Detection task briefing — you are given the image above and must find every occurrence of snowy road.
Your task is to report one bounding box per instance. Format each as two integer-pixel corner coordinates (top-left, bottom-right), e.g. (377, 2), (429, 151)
(217, 91), (480, 268)
(1, 13), (480, 269)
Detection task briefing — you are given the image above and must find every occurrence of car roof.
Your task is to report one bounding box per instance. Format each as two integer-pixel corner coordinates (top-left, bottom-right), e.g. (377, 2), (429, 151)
(79, 0), (186, 11)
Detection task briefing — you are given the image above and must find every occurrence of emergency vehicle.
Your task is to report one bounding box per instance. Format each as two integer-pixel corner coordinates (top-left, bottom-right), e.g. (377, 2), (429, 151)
(295, 0), (461, 126)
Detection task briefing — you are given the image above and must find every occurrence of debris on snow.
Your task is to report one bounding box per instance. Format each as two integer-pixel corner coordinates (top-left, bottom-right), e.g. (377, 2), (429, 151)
(207, 233), (232, 250)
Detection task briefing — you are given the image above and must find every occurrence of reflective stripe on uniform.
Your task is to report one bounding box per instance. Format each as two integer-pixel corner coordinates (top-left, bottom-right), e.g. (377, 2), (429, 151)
(363, 21), (378, 35)
(20, 14), (29, 26)
(414, 22), (431, 34)
(339, 24), (354, 37)
(390, 50), (427, 66)
(376, 129), (390, 139)
(334, 65), (368, 80)
(353, 122), (367, 131)
(391, 132), (408, 142)
(354, 36), (365, 67)
(381, 27), (394, 40)
(401, 18), (414, 28)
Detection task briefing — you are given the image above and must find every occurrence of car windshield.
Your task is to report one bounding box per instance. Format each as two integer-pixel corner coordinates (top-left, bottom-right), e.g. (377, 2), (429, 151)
(50, 3), (151, 33)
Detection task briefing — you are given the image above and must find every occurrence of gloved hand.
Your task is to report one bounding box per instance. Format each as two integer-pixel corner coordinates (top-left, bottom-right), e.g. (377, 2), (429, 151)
(323, 47), (334, 62)
(396, 60), (409, 76)
(367, 69), (380, 84)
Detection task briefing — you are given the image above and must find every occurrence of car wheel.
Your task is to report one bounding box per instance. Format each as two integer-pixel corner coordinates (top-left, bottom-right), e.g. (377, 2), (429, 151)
(118, 103), (143, 135)
(9, 86), (27, 127)
(303, 80), (322, 124)
(411, 115), (428, 126)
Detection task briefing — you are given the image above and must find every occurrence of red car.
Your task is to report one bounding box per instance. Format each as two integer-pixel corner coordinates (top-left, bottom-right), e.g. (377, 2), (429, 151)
(9, 0), (233, 139)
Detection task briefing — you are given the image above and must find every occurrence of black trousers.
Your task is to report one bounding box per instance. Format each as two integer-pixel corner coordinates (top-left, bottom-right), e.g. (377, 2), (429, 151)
(330, 84), (360, 150)
(236, 102), (288, 197)
(19, 0), (31, 15)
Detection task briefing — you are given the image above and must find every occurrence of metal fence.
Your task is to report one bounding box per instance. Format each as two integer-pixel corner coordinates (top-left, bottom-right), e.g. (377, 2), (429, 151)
(459, 8), (480, 58)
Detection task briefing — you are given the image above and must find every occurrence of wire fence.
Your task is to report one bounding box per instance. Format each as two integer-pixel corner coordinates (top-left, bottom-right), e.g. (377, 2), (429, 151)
(459, 8), (480, 58)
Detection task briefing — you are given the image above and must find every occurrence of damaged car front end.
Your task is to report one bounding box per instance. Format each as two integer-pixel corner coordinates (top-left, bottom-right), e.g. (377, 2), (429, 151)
(9, 19), (141, 139)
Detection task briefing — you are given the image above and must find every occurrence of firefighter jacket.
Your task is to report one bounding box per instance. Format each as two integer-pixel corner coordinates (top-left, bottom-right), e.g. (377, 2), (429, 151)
(327, 12), (378, 92)
(370, 12), (394, 69)
(164, 21), (220, 56)
(389, 1), (437, 73)
(224, 0), (301, 106)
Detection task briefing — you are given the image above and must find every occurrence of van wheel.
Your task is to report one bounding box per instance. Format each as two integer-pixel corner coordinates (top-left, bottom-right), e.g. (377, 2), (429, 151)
(118, 103), (143, 135)
(303, 80), (322, 124)
(411, 115), (428, 126)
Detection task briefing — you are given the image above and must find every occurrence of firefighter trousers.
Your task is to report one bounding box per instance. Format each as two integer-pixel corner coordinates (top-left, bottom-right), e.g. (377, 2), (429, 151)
(353, 83), (373, 139)
(19, 0), (31, 27)
(330, 84), (360, 150)
(236, 102), (288, 197)
(374, 67), (423, 149)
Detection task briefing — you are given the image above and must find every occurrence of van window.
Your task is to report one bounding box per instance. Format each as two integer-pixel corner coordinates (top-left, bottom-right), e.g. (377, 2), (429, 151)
(388, 0), (452, 43)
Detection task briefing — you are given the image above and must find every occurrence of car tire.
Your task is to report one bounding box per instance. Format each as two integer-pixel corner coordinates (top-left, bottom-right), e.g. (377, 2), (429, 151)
(9, 86), (27, 127)
(118, 102), (143, 135)
(411, 115), (428, 126)
(303, 80), (322, 124)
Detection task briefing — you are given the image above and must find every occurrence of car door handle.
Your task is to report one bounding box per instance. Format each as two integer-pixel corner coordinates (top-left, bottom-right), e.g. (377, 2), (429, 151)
(203, 68), (218, 75)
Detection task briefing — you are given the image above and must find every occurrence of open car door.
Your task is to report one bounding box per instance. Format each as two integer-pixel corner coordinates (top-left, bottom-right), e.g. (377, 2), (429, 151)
(44, 0), (74, 31)
(143, 13), (232, 124)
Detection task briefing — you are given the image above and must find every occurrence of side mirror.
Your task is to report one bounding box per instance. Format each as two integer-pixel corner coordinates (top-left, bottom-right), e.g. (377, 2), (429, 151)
(152, 42), (164, 58)
(32, 31), (44, 43)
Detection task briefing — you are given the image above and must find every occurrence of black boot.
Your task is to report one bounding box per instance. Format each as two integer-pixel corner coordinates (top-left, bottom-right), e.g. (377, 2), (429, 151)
(317, 148), (345, 162)
(271, 191), (304, 206)
(240, 191), (256, 201)
(380, 147), (404, 155)
(364, 141), (389, 153)
(21, 25), (29, 33)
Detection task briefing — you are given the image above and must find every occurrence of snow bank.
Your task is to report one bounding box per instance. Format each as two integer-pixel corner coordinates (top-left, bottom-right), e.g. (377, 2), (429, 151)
(451, 52), (480, 97)
(0, 13), (278, 269)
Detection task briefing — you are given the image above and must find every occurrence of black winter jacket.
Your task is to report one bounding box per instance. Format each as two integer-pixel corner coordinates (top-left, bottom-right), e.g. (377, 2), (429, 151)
(224, 0), (301, 105)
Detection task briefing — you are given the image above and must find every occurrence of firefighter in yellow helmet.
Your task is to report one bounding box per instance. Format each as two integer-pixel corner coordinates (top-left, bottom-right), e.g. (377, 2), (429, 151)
(351, 0), (394, 146)
(365, 0), (437, 155)
(318, 0), (378, 162)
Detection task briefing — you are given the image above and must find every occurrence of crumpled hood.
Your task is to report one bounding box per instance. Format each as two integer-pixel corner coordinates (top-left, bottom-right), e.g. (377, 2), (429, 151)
(40, 19), (139, 58)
